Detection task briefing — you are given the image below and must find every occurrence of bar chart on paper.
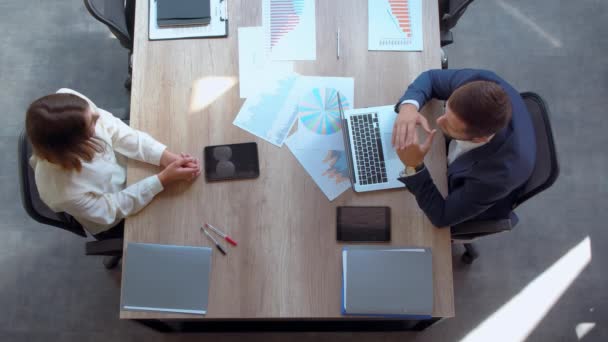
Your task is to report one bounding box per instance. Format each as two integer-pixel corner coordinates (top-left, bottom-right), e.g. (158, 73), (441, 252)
(368, 0), (423, 51)
(263, 0), (316, 60)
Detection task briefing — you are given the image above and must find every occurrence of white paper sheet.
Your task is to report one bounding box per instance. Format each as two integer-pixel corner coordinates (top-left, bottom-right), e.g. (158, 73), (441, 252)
(368, 0), (423, 51)
(263, 0), (317, 60)
(233, 74), (302, 147)
(286, 136), (351, 201)
(237, 27), (294, 99)
(149, 0), (228, 40)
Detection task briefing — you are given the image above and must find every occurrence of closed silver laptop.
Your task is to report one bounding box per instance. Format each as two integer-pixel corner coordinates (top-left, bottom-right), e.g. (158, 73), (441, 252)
(121, 243), (212, 315)
(342, 246), (433, 317)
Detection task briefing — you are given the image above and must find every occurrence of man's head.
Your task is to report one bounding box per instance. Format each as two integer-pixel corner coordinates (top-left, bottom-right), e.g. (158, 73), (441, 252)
(436, 81), (512, 143)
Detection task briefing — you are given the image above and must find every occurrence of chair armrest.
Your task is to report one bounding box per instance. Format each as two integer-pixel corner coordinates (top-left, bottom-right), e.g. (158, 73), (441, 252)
(452, 219), (512, 238)
(85, 238), (124, 256)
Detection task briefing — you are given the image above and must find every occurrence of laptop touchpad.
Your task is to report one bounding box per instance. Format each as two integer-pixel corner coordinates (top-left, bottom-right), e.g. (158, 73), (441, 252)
(383, 133), (399, 160)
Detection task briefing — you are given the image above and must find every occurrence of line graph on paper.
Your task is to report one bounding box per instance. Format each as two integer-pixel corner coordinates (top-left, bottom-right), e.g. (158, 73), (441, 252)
(368, 0), (423, 51)
(263, 0), (316, 60)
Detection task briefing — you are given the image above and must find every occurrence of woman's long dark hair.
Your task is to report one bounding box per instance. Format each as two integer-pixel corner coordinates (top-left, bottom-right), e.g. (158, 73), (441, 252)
(26, 93), (104, 171)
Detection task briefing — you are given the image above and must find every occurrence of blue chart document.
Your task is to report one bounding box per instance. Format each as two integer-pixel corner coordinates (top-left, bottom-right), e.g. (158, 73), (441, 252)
(368, 0), (424, 51)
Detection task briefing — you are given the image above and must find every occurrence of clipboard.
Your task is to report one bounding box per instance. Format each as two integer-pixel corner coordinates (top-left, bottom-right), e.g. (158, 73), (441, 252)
(148, 0), (228, 40)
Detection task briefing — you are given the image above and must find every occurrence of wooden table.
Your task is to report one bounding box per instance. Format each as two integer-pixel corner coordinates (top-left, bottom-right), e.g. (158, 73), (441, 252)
(122, 0), (454, 331)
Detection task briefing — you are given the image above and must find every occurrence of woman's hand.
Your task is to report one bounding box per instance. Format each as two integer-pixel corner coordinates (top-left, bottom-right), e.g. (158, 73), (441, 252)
(160, 150), (199, 169)
(158, 156), (201, 187)
(160, 150), (179, 169)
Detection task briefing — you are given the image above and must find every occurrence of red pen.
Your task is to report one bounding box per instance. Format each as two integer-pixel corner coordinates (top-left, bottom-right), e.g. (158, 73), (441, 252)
(205, 223), (238, 246)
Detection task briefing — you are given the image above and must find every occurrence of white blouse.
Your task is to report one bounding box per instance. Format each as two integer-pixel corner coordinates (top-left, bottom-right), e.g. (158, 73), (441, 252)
(30, 88), (167, 235)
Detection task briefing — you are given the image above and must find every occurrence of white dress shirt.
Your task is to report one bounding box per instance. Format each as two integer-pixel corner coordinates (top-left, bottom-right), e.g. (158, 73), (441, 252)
(399, 99), (490, 166)
(30, 88), (167, 235)
(447, 139), (489, 165)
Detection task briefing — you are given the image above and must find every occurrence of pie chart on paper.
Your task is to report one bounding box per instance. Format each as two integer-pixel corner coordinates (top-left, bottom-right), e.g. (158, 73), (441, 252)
(298, 88), (350, 135)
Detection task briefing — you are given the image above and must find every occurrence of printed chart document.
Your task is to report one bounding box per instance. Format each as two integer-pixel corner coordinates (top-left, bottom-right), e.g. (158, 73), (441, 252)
(233, 74), (302, 147)
(238, 27), (294, 99)
(263, 0), (316, 60)
(368, 0), (423, 51)
(284, 76), (354, 201)
(149, 0), (228, 40)
(286, 77), (354, 150)
(286, 136), (352, 201)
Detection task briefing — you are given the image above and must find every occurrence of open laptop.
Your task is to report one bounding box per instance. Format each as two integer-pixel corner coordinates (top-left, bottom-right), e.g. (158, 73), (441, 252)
(338, 94), (405, 192)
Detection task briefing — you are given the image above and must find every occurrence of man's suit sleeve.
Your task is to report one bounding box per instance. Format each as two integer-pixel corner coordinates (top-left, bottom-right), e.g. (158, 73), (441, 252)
(399, 168), (512, 228)
(395, 69), (497, 111)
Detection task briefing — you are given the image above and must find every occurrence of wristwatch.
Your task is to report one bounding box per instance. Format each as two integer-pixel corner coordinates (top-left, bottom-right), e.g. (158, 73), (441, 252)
(399, 163), (425, 177)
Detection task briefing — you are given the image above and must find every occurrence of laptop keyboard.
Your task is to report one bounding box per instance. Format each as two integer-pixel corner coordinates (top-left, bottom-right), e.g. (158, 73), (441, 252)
(351, 113), (388, 185)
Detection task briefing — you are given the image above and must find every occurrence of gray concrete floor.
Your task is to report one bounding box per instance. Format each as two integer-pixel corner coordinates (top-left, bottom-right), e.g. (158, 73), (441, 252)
(0, 0), (606, 341)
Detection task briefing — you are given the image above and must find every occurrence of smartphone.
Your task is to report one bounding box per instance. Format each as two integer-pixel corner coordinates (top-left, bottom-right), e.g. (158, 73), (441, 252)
(204, 142), (260, 181)
(337, 206), (391, 242)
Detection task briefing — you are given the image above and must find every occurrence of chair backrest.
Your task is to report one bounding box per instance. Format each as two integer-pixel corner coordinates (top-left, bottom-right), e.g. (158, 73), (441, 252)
(515, 92), (560, 208)
(84, 0), (133, 51)
(439, 0), (476, 33)
(18, 129), (88, 237)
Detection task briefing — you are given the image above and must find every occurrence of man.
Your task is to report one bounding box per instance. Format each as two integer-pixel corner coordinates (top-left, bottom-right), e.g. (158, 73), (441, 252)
(392, 69), (535, 230)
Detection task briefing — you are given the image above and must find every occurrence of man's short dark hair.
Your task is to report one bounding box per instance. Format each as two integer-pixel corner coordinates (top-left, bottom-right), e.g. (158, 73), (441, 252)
(448, 80), (512, 138)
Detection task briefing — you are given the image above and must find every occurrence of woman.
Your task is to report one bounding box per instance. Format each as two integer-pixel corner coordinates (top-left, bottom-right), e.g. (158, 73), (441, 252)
(26, 88), (200, 239)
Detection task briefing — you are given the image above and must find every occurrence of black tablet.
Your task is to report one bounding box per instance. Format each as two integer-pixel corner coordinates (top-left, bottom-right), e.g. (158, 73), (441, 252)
(204, 142), (260, 182)
(337, 206), (391, 242)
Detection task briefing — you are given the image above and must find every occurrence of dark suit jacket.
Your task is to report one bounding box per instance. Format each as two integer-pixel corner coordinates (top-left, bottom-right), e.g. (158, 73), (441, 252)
(395, 69), (535, 228)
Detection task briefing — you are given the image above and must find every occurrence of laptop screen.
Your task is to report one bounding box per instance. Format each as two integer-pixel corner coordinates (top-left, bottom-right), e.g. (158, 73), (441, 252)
(337, 93), (356, 186)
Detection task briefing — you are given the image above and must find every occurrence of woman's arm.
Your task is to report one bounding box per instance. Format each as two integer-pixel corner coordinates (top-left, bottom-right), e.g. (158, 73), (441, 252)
(97, 109), (167, 166)
(62, 175), (164, 226)
(61, 156), (200, 226)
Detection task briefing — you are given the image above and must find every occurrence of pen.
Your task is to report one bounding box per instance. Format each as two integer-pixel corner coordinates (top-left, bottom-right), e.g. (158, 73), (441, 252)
(205, 223), (238, 246)
(201, 227), (227, 255)
(337, 27), (341, 60)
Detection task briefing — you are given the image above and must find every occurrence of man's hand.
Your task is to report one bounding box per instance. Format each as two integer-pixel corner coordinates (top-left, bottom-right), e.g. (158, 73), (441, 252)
(392, 103), (432, 150)
(158, 156), (201, 187)
(397, 129), (437, 168)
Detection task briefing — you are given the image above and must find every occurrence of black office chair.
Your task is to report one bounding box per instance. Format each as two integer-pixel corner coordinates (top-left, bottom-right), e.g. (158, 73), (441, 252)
(452, 92), (560, 264)
(83, 0), (136, 89)
(438, 0), (476, 69)
(18, 129), (124, 269)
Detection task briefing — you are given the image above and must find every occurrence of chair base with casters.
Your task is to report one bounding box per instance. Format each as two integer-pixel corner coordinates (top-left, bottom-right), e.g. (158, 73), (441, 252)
(18, 129), (124, 269)
(448, 92), (559, 265)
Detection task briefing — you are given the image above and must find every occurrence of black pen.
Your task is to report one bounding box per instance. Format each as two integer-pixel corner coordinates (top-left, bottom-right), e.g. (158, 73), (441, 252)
(201, 227), (227, 255)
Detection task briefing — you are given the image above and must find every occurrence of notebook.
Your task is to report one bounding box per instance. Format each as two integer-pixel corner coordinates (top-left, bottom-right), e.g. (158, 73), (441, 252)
(342, 246), (433, 317)
(157, 0), (211, 27)
(121, 243), (212, 315)
(149, 0), (228, 40)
